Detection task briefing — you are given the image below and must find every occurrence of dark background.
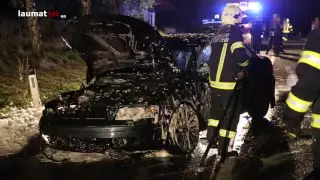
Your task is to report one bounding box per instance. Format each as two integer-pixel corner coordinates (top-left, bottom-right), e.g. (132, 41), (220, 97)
(1, 0), (320, 36)
(195, 0), (320, 36)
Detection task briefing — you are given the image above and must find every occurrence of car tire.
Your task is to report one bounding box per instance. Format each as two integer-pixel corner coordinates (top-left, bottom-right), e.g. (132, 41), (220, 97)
(166, 103), (200, 154)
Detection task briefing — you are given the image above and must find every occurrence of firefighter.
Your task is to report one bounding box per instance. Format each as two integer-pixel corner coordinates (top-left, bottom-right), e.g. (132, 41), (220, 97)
(266, 27), (275, 55)
(282, 28), (320, 179)
(207, 4), (249, 155)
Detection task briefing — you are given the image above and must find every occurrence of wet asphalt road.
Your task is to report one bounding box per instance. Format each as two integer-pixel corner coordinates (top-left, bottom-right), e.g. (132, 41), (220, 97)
(0, 49), (314, 180)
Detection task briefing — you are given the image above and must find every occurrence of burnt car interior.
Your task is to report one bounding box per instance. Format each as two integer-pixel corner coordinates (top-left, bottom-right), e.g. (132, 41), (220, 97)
(172, 50), (192, 71)
(196, 44), (211, 72)
(163, 34), (212, 74)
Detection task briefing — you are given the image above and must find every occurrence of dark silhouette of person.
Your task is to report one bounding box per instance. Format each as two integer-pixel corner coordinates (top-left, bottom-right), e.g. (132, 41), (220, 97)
(280, 28), (286, 53)
(251, 22), (263, 53)
(273, 25), (282, 56)
(266, 28), (275, 55)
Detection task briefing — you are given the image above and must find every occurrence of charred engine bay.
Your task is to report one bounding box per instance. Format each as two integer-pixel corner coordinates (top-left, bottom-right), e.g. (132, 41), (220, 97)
(43, 67), (205, 120)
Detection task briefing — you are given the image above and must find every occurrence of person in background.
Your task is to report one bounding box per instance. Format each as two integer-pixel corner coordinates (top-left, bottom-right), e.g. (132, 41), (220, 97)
(251, 21), (263, 53)
(239, 23), (252, 47)
(280, 28), (286, 54)
(266, 27), (275, 55)
(242, 31), (252, 47)
(273, 25), (282, 56)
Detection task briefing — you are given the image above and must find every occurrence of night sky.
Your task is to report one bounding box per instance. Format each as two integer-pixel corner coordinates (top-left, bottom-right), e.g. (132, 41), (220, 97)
(1, 0), (320, 35)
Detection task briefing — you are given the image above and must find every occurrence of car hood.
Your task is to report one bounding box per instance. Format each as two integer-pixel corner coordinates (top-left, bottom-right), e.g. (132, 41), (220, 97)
(61, 14), (164, 73)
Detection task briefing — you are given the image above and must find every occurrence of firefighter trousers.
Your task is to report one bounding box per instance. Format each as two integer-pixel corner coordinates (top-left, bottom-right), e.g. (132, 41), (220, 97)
(207, 87), (242, 153)
(273, 39), (281, 55)
(266, 38), (274, 54)
(311, 98), (320, 178)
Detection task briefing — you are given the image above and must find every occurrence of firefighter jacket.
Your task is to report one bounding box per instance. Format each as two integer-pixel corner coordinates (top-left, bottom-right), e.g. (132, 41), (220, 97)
(283, 28), (320, 132)
(208, 24), (250, 90)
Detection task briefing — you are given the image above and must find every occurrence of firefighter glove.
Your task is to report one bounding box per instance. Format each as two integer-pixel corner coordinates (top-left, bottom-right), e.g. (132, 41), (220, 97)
(237, 71), (245, 80)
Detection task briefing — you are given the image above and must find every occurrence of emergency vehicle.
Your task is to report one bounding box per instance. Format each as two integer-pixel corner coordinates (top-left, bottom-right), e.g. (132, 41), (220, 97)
(202, 1), (264, 46)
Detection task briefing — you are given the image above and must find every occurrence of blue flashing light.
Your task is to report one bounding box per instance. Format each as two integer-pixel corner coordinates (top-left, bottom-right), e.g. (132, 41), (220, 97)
(202, 19), (221, 24)
(203, 21), (221, 24)
(202, 19), (209, 23)
(248, 2), (262, 12)
(226, 1), (262, 13)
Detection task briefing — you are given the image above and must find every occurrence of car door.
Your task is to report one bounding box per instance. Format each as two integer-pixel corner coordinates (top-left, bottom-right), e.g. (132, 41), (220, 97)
(193, 44), (211, 129)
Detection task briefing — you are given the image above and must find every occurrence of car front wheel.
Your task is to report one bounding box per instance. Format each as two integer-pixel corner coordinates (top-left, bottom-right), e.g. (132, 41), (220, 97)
(167, 103), (200, 154)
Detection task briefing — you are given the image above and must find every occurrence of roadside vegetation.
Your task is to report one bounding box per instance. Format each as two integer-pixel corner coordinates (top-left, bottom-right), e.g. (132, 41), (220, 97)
(0, 19), (86, 111)
(0, 0), (165, 111)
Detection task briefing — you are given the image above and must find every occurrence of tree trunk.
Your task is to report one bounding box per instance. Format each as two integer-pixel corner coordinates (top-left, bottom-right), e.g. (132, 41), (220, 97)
(110, 0), (120, 14)
(25, 0), (41, 54)
(81, 0), (91, 15)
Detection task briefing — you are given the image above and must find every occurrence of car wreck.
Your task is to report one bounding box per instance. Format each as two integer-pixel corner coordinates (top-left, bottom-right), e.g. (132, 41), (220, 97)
(39, 14), (275, 159)
(40, 14), (211, 156)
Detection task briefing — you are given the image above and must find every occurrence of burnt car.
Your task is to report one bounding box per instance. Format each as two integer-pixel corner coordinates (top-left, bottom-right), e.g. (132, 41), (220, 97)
(39, 15), (211, 155)
(39, 15), (275, 157)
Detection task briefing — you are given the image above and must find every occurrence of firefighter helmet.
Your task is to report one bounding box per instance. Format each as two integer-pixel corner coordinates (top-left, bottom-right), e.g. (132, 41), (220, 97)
(221, 5), (244, 25)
